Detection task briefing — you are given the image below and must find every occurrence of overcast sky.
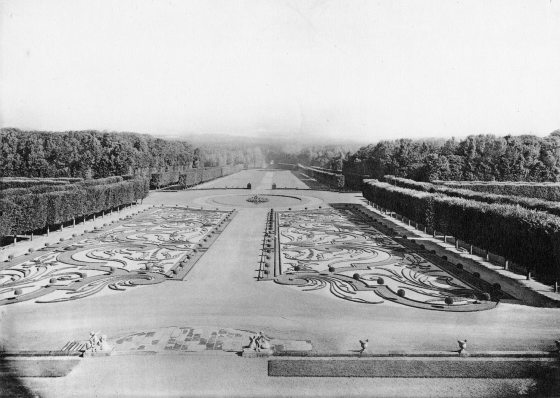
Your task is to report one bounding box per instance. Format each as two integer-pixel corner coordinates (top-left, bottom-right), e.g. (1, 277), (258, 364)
(1, 0), (560, 142)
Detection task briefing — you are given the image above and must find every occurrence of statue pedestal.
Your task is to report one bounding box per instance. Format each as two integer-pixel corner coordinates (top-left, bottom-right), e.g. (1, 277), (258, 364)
(242, 348), (273, 358)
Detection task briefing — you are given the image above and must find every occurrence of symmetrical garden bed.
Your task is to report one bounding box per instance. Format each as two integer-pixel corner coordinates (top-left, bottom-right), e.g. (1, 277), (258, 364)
(273, 205), (497, 311)
(0, 206), (235, 305)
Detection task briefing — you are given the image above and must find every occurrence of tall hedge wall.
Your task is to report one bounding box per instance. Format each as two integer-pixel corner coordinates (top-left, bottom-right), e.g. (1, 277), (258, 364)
(384, 175), (560, 217)
(0, 177), (82, 190)
(178, 164), (244, 188)
(363, 180), (560, 283)
(298, 164), (345, 189)
(434, 181), (560, 202)
(0, 177), (149, 237)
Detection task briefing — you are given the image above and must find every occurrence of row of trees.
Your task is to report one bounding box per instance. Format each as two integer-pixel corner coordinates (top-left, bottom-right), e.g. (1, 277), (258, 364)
(344, 132), (560, 184)
(384, 175), (560, 217)
(297, 164), (345, 189)
(363, 180), (560, 284)
(1, 176), (149, 237)
(0, 129), (200, 179)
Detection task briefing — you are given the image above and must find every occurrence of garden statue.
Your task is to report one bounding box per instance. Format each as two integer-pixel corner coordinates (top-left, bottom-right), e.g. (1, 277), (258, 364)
(359, 339), (369, 356)
(248, 335), (258, 350)
(457, 339), (467, 355)
(85, 331), (100, 352)
(99, 334), (112, 352)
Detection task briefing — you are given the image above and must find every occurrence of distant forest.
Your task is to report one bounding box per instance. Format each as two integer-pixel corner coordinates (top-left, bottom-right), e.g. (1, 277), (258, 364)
(0, 129), (358, 179)
(344, 132), (560, 182)
(3, 129), (560, 183)
(0, 129), (267, 179)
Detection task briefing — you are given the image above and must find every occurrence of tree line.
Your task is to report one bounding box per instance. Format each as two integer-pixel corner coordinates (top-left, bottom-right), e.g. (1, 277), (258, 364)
(0, 128), (202, 179)
(344, 132), (560, 182)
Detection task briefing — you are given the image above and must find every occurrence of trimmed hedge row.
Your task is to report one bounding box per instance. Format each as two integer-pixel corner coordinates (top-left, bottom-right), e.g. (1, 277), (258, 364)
(298, 164), (345, 189)
(363, 180), (560, 283)
(178, 164), (244, 188)
(384, 175), (560, 217)
(0, 177), (149, 237)
(0, 177), (82, 190)
(434, 180), (560, 202)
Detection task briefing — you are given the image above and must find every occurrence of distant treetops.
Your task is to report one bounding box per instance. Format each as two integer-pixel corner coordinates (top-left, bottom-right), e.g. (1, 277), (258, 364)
(344, 132), (560, 183)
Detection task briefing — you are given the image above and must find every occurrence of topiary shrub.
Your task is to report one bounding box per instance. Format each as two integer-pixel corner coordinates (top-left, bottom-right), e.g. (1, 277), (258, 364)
(353, 273), (360, 280)
(14, 288), (23, 296)
(397, 289), (406, 297)
(441, 255), (447, 261)
(473, 272), (480, 278)
(293, 265), (301, 271)
(402, 235), (407, 239)
(377, 277), (384, 284)
(328, 266), (335, 273)
(444, 296), (454, 305)
(49, 278), (58, 284)
(480, 292), (491, 301)
(456, 263), (463, 269)
(28, 248), (34, 253)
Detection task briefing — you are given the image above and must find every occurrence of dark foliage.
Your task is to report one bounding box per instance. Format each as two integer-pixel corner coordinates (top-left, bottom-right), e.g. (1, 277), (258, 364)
(344, 132), (560, 188)
(363, 180), (560, 283)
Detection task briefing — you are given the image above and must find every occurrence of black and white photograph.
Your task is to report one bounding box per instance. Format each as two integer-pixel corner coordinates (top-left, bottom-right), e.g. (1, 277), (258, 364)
(1, 0), (560, 396)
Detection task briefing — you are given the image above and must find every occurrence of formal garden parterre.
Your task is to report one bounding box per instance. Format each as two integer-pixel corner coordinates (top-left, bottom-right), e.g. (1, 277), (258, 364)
(0, 206), (234, 305)
(273, 205), (497, 311)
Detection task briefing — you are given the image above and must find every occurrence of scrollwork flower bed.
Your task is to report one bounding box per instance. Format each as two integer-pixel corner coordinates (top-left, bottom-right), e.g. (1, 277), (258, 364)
(274, 205), (497, 312)
(0, 207), (235, 305)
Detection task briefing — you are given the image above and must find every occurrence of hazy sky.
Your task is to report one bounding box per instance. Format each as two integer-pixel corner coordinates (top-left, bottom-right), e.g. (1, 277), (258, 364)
(1, 0), (560, 141)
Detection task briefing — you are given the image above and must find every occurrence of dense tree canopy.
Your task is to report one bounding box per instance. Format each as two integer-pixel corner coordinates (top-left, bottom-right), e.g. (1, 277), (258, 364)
(344, 132), (560, 182)
(0, 129), (198, 178)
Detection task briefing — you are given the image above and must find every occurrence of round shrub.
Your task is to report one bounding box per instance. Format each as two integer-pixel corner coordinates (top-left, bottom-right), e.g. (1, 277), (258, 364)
(353, 273), (360, 280)
(14, 289), (23, 296)
(293, 265), (301, 271)
(397, 289), (406, 297)
(377, 277), (385, 284)
(7, 254), (14, 260)
(264, 270), (269, 275)
(480, 292), (491, 301)
(444, 296), (454, 305)
(473, 272), (480, 278)
(264, 263), (270, 268)
(492, 283), (501, 291)
(456, 263), (463, 269)
(59, 238), (65, 242)
(430, 250), (436, 254)
(49, 278), (58, 284)
(28, 248), (34, 253)
(328, 266), (335, 273)
(441, 255), (448, 261)
(402, 235), (408, 239)
(420, 245), (425, 250)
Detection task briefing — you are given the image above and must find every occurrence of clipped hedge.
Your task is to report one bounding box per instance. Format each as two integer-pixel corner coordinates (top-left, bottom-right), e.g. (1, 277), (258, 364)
(384, 175), (560, 217)
(434, 180), (560, 202)
(0, 177), (82, 190)
(363, 179), (560, 283)
(0, 177), (149, 237)
(298, 164), (345, 189)
(178, 164), (244, 188)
